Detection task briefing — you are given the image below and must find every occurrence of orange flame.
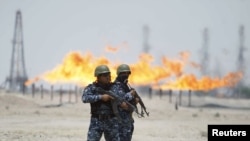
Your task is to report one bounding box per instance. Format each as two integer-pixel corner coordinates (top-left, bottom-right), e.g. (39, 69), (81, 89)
(29, 51), (116, 86)
(157, 72), (243, 91)
(129, 53), (172, 85)
(25, 50), (243, 92)
(25, 76), (40, 86)
(105, 45), (119, 53)
(104, 42), (129, 53)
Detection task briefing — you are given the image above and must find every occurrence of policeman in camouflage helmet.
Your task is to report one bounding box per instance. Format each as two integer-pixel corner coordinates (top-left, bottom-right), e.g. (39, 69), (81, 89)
(110, 64), (139, 141)
(82, 65), (120, 141)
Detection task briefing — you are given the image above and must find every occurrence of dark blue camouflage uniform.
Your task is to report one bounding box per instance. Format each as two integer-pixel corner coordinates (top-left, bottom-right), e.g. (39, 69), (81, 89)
(110, 81), (134, 141)
(82, 83), (120, 141)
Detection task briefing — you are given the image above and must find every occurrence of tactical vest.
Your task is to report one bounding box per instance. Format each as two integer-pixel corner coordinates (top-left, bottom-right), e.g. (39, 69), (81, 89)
(90, 82), (113, 115)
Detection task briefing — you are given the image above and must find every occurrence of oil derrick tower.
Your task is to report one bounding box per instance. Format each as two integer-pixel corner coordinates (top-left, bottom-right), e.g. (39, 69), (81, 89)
(7, 10), (28, 92)
(237, 25), (246, 78)
(200, 28), (209, 76)
(139, 25), (152, 94)
(142, 25), (151, 53)
(236, 25), (246, 97)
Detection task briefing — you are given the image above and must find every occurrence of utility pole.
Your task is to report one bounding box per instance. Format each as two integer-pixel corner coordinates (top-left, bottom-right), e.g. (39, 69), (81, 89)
(7, 10), (28, 93)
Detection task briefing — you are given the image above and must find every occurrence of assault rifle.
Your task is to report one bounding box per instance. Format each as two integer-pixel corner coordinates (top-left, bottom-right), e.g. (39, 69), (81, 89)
(95, 87), (137, 122)
(127, 83), (150, 118)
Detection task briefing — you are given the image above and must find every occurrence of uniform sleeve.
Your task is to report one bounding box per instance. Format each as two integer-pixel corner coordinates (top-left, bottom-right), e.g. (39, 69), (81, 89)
(82, 85), (101, 103)
(111, 84), (133, 101)
(124, 91), (134, 101)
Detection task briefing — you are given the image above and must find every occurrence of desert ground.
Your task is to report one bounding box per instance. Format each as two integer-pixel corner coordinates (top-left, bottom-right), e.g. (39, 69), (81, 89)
(0, 89), (250, 141)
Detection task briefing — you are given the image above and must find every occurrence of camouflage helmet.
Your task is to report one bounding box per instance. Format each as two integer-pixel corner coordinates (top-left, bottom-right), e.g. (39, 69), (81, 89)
(116, 64), (131, 75)
(94, 65), (110, 77)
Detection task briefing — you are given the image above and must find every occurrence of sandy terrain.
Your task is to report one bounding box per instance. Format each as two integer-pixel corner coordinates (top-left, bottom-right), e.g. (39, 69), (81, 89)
(0, 90), (250, 141)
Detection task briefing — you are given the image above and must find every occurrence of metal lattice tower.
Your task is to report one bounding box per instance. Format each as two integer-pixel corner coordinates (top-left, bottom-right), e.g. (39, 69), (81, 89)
(7, 10), (28, 92)
(235, 25), (246, 97)
(200, 28), (209, 76)
(142, 25), (150, 53)
(237, 25), (246, 75)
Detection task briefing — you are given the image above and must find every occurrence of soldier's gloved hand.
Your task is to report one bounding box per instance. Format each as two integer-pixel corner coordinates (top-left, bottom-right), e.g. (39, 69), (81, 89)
(135, 97), (140, 105)
(120, 102), (129, 110)
(101, 94), (114, 102)
(130, 90), (136, 97)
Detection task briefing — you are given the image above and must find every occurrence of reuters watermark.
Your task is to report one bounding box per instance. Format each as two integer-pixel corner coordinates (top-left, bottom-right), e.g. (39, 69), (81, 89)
(208, 125), (250, 140)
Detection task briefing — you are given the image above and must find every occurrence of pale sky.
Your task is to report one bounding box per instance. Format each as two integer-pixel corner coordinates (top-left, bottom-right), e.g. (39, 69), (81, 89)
(0, 0), (250, 87)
